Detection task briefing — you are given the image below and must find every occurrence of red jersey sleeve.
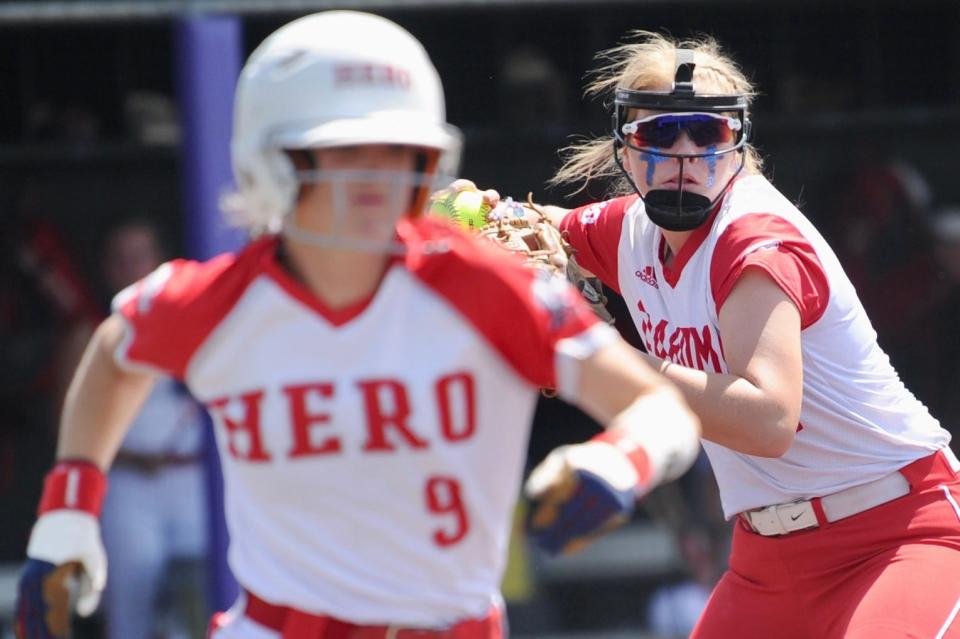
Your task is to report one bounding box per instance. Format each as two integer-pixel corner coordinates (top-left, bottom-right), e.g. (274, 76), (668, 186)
(558, 195), (636, 294)
(403, 218), (601, 389)
(112, 239), (267, 379)
(710, 214), (830, 329)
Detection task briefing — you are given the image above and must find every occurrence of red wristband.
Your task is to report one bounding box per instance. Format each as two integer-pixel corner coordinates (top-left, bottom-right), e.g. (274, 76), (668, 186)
(592, 429), (653, 485)
(37, 460), (108, 517)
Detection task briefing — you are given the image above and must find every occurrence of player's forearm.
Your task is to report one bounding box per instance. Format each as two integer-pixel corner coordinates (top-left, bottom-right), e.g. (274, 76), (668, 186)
(515, 197), (569, 229)
(537, 204), (570, 229)
(643, 353), (796, 457)
(574, 337), (681, 424)
(58, 314), (156, 469)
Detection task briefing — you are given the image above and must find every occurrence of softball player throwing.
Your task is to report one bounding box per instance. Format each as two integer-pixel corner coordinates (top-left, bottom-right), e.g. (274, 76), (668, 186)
(488, 30), (960, 639)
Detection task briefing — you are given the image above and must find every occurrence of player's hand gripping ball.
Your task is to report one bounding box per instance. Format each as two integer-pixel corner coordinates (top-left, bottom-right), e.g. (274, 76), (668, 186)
(429, 188), (492, 231)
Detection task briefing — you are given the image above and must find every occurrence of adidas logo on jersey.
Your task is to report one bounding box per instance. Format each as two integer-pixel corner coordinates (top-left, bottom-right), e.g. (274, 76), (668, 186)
(635, 266), (659, 289)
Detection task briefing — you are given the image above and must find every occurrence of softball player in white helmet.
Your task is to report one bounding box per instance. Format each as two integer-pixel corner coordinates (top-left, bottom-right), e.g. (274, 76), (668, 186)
(225, 10), (463, 251)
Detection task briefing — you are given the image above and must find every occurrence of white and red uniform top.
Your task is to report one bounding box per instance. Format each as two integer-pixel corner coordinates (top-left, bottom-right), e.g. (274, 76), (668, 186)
(111, 217), (613, 626)
(561, 174), (951, 519)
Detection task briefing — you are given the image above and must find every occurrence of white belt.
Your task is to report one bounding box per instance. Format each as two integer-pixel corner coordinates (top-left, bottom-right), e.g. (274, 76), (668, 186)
(741, 470), (911, 536)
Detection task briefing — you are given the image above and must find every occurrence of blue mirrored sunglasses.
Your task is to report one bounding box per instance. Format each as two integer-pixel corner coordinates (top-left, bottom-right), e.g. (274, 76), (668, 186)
(621, 112), (742, 149)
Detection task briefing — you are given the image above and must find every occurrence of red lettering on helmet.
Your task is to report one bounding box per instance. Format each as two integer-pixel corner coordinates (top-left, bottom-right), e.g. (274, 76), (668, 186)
(334, 64), (411, 88)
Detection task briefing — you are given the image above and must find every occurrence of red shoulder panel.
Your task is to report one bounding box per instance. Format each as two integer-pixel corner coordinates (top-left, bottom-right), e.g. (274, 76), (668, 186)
(113, 238), (271, 378)
(710, 214), (829, 329)
(400, 218), (600, 388)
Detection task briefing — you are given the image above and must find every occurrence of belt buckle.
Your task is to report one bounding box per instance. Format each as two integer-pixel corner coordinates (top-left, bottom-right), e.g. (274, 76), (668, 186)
(745, 504), (786, 535)
(745, 500), (817, 536)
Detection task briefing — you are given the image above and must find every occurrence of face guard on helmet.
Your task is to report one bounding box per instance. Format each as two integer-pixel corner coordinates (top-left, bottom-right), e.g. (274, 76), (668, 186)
(611, 49), (752, 231)
(227, 11), (463, 252)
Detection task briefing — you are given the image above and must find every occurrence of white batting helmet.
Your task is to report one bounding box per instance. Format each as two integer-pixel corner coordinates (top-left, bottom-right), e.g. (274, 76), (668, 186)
(227, 11), (463, 229)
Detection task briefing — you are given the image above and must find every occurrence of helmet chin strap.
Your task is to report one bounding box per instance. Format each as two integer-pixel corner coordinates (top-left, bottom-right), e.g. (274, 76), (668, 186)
(280, 217), (453, 258)
(279, 167), (431, 256)
(280, 217), (409, 256)
(612, 142), (746, 232)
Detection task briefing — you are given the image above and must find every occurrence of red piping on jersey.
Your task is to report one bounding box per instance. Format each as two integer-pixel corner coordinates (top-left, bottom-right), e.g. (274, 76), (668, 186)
(116, 235), (399, 375)
(260, 241), (395, 327)
(659, 201), (723, 289)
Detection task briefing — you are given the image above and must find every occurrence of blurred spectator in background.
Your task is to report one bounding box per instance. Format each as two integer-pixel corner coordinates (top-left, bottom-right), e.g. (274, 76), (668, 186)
(61, 219), (209, 639)
(911, 207), (960, 451)
(819, 160), (938, 387)
(643, 454), (728, 639)
(24, 100), (102, 145)
(123, 91), (181, 146)
(498, 46), (569, 134)
(645, 537), (712, 639)
(0, 196), (101, 562)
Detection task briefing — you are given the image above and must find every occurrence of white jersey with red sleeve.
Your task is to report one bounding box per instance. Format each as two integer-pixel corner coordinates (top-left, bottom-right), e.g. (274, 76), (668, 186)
(561, 175), (950, 519)
(110, 217), (616, 626)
